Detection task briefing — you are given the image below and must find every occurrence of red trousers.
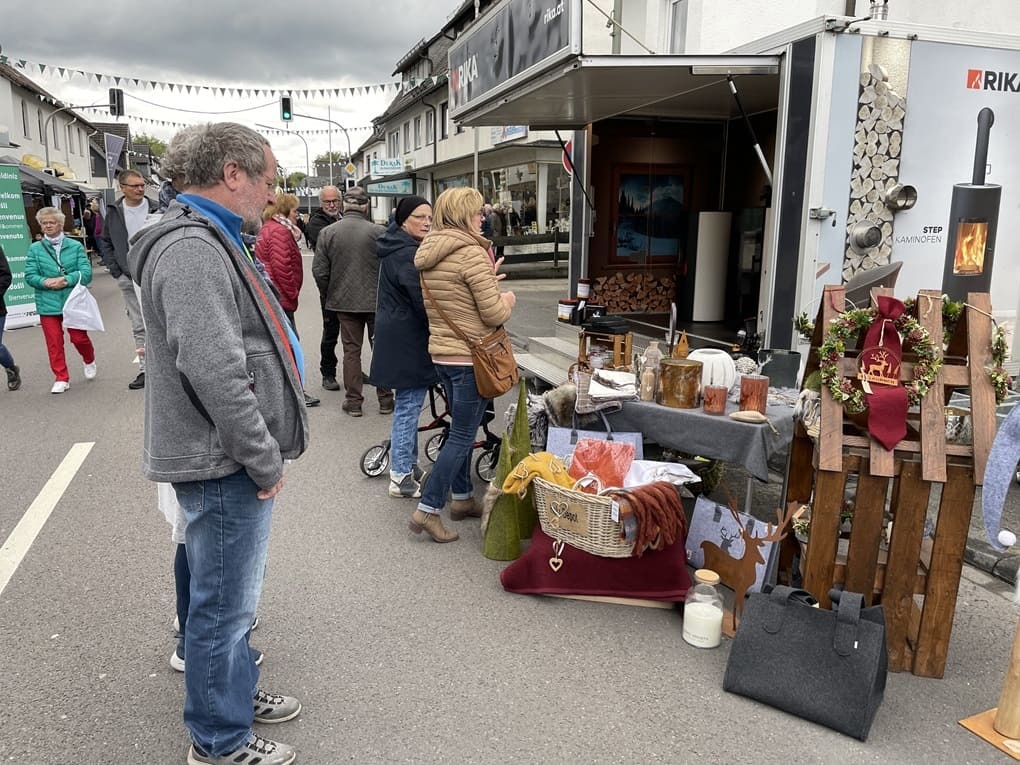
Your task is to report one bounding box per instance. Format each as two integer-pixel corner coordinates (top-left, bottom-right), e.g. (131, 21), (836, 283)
(40, 314), (95, 382)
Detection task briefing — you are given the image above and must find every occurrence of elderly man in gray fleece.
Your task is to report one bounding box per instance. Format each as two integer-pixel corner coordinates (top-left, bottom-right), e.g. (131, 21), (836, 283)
(130, 123), (308, 765)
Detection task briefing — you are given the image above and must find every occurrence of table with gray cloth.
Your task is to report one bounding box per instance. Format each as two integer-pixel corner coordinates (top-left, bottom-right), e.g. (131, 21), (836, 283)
(603, 399), (796, 482)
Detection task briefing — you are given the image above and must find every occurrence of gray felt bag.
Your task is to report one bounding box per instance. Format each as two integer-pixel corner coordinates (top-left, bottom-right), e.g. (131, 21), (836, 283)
(723, 586), (887, 741)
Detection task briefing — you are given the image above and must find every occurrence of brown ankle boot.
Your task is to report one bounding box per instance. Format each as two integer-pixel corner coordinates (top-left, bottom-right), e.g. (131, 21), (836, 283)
(409, 509), (459, 542)
(449, 498), (482, 521)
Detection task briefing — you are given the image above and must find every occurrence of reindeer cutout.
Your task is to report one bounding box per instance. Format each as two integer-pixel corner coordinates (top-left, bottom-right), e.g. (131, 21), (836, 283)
(699, 501), (794, 629)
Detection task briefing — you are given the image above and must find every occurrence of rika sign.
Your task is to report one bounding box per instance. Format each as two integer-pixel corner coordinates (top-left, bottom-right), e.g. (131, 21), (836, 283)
(449, 0), (573, 113)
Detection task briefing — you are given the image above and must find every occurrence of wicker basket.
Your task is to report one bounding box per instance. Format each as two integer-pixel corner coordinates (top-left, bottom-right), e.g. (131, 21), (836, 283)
(533, 477), (635, 558)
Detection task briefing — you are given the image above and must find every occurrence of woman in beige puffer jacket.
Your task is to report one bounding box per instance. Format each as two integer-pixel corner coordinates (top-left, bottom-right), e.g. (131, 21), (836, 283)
(410, 187), (516, 543)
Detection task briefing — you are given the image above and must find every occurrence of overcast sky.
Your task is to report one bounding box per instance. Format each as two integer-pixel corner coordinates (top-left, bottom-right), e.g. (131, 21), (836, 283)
(4, 0), (465, 174)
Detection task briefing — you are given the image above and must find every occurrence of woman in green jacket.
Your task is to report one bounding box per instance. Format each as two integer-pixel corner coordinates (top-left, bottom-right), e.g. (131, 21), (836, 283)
(24, 206), (96, 394)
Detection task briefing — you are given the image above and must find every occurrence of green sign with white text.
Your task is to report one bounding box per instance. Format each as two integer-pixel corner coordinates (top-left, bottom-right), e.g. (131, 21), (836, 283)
(0, 165), (36, 328)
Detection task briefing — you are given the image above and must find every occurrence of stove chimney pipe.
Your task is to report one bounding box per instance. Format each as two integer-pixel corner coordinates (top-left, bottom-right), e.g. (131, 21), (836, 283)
(870, 1), (889, 20)
(972, 107), (994, 186)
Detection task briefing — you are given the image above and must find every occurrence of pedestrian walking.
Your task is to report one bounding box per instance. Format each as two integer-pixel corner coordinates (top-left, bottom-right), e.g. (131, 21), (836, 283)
(0, 245), (22, 390)
(369, 195), (437, 498)
(24, 207), (96, 394)
(312, 186), (392, 416)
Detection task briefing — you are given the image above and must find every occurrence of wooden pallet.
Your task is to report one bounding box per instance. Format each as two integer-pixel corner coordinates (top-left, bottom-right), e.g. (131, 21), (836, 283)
(785, 287), (996, 678)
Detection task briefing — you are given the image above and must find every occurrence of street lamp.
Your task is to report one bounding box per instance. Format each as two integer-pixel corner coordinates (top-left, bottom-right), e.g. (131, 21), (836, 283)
(256, 123), (311, 214)
(42, 102), (110, 173)
(293, 111), (353, 187)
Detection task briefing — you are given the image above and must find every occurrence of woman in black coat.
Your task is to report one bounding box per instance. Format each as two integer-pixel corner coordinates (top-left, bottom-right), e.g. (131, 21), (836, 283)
(370, 196), (438, 498)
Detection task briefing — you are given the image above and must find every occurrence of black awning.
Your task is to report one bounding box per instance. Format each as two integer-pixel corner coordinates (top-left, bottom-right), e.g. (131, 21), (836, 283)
(451, 54), (781, 128)
(0, 156), (82, 195)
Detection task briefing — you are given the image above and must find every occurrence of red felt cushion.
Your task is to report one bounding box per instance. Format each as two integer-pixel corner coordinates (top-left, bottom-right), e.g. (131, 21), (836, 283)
(500, 526), (691, 601)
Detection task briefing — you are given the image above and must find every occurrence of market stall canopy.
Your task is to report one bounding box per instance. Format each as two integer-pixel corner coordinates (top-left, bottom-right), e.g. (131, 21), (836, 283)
(0, 155), (81, 195)
(451, 54), (781, 128)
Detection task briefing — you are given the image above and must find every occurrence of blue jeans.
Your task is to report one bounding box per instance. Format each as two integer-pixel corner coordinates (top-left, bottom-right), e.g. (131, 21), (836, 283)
(418, 366), (489, 514)
(0, 315), (14, 369)
(173, 469), (273, 755)
(390, 387), (427, 476)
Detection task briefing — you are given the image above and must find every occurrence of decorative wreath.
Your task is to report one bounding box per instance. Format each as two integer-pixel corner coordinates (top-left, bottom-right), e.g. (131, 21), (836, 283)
(818, 307), (942, 414)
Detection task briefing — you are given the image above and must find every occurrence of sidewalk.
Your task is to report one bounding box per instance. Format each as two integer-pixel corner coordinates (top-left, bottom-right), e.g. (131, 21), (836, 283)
(504, 273), (1020, 589)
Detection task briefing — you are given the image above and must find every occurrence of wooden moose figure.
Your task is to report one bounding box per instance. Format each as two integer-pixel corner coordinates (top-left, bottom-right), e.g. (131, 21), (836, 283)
(700, 501), (796, 632)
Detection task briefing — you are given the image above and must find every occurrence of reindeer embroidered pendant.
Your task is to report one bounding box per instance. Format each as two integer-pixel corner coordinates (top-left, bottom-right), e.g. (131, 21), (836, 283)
(860, 296), (910, 451)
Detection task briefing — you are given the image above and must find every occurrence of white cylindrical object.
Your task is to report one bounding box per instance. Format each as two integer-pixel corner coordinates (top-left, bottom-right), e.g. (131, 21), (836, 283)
(999, 529), (1017, 548)
(682, 602), (723, 648)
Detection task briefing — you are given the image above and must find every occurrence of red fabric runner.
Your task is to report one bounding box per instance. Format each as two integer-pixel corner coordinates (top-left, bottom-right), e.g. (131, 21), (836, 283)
(863, 296), (909, 451)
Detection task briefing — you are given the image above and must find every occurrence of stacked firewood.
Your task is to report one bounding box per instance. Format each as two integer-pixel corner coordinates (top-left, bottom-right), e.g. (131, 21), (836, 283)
(593, 273), (674, 313)
(843, 63), (906, 281)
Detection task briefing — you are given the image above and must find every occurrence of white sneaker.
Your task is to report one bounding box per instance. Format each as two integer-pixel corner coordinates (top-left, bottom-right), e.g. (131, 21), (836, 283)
(83, 361), (97, 380)
(50, 381), (70, 394)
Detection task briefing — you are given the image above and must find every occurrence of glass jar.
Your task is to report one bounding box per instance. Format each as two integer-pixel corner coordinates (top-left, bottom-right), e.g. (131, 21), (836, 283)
(682, 569), (724, 648)
(639, 341), (663, 402)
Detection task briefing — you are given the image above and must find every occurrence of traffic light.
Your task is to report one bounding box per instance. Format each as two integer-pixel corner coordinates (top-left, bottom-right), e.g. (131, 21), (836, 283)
(280, 95), (293, 122)
(108, 87), (124, 117)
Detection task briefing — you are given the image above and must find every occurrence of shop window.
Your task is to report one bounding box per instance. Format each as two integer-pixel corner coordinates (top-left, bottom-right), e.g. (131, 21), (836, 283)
(426, 111), (435, 145)
(610, 164), (689, 265)
(21, 100), (30, 138)
(414, 116), (422, 149)
(440, 102), (449, 139)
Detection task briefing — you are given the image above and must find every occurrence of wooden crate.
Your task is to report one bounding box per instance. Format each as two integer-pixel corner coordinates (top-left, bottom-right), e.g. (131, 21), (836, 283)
(785, 287), (996, 678)
(578, 330), (633, 370)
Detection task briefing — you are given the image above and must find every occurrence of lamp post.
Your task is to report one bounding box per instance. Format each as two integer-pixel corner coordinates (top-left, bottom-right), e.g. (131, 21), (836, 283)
(42, 103), (108, 173)
(293, 112), (352, 186)
(256, 123), (311, 215)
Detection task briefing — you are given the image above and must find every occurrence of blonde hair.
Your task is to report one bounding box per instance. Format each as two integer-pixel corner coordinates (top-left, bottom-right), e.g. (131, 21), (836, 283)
(431, 187), (483, 233)
(263, 192), (299, 221)
(36, 206), (65, 225)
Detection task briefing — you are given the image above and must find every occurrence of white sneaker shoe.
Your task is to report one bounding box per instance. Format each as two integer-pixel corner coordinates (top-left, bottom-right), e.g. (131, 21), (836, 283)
(50, 381), (70, 394)
(83, 361), (97, 380)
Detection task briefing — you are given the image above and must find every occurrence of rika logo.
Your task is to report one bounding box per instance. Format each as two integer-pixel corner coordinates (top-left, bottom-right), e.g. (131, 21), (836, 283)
(450, 53), (479, 107)
(967, 68), (1020, 92)
(543, 0), (565, 24)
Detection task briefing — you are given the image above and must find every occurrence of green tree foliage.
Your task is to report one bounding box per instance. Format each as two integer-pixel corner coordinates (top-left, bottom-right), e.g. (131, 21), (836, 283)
(286, 172), (307, 190)
(314, 151), (347, 164)
(132, 133), (166, 158)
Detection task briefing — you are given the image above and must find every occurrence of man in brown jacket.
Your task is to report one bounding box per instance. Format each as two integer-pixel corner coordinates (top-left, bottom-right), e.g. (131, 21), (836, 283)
(312, 186), (393, 416)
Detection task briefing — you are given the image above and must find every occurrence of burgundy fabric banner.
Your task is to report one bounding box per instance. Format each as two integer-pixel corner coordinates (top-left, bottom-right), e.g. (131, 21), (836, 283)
(860, 296), (909, 450)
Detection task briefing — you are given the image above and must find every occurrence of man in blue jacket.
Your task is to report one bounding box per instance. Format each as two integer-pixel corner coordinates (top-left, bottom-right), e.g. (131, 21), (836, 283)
(99, 168), (157, 389)
(131, 123), (308, 765)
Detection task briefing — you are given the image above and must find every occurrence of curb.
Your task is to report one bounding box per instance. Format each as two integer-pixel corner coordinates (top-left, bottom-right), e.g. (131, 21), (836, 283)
(965, 538), (1018, 584)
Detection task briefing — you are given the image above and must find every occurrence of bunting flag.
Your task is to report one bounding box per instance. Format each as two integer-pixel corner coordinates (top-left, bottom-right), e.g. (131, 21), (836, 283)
(0, 49), (402, 100)
(74, 106), (376, 135)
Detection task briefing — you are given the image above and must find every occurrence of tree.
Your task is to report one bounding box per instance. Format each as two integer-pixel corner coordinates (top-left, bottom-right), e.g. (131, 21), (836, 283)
(287, 172), (307, 190)
(132, 133), (166, 158)
(314, 151), (347, 164)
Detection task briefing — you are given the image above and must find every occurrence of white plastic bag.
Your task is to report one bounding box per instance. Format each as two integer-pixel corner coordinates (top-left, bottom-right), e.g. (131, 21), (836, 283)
(62, 281), (104, 331)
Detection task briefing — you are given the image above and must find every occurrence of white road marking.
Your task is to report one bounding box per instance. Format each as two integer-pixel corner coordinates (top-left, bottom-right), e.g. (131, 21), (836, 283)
(0, 442), (94, 597)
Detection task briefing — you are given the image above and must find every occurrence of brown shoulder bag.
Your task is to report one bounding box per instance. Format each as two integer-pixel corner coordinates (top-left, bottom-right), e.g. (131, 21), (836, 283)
(421, 278), (519, 399)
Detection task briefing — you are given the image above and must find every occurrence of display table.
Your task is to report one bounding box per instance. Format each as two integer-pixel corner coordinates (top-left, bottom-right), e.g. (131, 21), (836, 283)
(604, 398), (795, 482)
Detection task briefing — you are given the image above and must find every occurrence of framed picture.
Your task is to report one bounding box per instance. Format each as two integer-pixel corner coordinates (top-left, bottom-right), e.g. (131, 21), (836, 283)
(611, 164), (689, 265)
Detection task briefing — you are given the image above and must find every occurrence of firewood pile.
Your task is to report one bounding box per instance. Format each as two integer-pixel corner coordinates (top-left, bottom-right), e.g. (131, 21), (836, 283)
(593, 272), (674, 313)
(843, 63), (906, 281)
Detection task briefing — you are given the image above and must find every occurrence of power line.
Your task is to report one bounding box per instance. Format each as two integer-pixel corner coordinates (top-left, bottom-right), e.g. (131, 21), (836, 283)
(125, 92), (277, 115)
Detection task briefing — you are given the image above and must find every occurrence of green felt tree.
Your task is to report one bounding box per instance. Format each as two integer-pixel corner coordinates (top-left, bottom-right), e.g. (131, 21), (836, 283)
(482, 383), (538, 560)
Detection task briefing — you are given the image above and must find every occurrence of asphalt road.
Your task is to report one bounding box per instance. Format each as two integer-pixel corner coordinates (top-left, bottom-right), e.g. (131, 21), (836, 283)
(0, 263), (1017, 764)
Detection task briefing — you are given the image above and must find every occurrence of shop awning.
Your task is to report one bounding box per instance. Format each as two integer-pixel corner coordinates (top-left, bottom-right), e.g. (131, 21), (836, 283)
(0, 155), (82, 195)
(452, 54), (781, 128)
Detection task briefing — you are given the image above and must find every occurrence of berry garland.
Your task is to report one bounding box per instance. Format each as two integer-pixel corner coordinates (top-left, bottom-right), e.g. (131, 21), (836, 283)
(818, 307), (942, 414)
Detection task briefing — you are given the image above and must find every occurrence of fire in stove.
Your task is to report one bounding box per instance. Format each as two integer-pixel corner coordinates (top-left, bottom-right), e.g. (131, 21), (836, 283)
(952, 219), (988, 275)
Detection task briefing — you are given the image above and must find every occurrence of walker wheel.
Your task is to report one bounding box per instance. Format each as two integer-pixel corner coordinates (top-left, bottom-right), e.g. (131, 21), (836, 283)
(425, 431), (447, 463)
(475, 447), (500, 483)
(360, 444), (390, 477)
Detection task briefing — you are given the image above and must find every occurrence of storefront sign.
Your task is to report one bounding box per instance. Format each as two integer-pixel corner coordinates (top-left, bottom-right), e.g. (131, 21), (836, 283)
(0, 165), (37, 328)
(371, 158), (404, 177)
(449, 0), (574, 112)
(491, 126), (528, 145)
(367, 178), (414, 196)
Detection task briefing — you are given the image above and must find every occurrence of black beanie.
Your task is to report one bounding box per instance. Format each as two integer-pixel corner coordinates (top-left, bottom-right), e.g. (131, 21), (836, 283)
(395, 195), (430, 227)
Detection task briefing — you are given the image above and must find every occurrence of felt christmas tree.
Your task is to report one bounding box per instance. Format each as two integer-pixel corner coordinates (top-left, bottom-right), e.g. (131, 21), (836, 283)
(482, 383), (537, 560)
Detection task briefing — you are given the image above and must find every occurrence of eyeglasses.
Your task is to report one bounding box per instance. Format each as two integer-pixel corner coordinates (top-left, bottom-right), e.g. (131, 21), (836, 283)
(408, 213), (432, 222)
(322, 198), (341, 205)
(121, 183), (146, 189)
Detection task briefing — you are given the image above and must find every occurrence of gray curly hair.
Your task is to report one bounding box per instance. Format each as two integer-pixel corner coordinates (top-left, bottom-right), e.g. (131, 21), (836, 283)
(166, 122), (269, 189)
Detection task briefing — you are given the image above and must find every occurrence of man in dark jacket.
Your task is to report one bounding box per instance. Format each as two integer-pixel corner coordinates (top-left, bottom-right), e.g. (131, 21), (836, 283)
(312, 186), (392, 415)
(99, 169), (158, 389)
(304, 186), (342, 390)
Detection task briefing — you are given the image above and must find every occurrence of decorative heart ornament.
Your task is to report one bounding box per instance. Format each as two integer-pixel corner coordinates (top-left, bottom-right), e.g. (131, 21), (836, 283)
(548, 557), (563, 572)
